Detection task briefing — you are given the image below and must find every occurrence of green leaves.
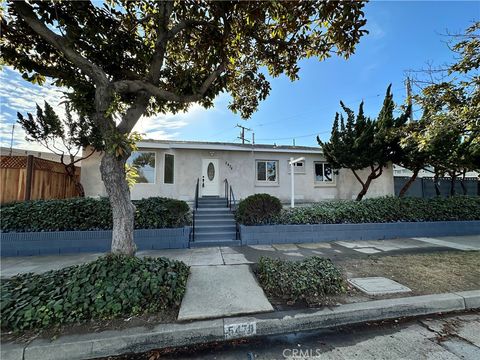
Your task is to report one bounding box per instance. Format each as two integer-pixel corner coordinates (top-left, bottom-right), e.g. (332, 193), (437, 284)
(254, 196), (480, 226)
(257, 256), (346, 306)
(3, 1), (368, 122)
(235, 194), (282, 225)
(0, 255), (190, 332)
(0, 197), (190, 232)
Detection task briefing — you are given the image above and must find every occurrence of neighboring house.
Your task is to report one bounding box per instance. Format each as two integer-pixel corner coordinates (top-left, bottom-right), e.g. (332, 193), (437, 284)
(81, 139), (395, 203)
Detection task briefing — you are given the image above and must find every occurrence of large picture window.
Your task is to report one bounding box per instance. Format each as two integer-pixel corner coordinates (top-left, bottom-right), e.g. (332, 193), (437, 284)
(256, 160), (278, 183)
(164, 154), (174, 184)
(314, 162), (334, 183)
(128, 152), (156, 183)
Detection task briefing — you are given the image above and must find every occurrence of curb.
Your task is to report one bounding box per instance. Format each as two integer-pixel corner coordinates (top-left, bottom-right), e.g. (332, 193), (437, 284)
(2, 290), (479, 360)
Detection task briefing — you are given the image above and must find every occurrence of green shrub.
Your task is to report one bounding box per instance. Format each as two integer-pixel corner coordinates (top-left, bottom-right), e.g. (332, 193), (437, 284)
(256, 256), (346, 305)
(235, 193), (282, 225)
(0, 255), (189, 332)
(242, 196), (480, 225)
(0, 197), (190, 232)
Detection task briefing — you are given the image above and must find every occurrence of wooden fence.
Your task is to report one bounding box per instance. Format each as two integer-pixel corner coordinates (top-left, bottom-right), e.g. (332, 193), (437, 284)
(0, 155), (81, 204)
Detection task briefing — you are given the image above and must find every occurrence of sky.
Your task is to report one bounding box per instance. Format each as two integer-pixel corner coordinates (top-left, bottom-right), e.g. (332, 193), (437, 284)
(1, 1), (479, 153)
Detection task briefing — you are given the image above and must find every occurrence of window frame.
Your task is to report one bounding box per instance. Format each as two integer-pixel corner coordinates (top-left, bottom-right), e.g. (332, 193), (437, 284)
(164, 153), (174, 184)
(314, 161), (336, 186)
(255, 160), (279, 184)
(128, 151), (157, 184)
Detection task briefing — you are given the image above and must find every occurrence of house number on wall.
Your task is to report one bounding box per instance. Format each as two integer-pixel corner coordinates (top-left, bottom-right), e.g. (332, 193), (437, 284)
(207, 162), (215, 180)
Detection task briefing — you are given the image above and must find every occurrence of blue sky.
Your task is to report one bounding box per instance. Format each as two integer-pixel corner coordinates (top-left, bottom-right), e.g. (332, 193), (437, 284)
(1, 1), (478, 151)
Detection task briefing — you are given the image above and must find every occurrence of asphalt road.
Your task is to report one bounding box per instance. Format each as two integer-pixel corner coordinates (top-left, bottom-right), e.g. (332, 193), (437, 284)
(107, 312), (480, 360)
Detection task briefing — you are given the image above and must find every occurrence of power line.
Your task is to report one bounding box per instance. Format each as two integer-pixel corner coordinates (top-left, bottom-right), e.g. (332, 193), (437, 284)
(256, 130), (330, 142)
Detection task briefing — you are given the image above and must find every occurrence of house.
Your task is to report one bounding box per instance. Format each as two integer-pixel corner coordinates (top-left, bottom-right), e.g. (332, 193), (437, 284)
(81, 139), (395, 203)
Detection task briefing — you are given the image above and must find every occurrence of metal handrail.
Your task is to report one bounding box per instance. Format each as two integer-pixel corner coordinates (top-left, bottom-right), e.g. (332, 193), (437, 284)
(195, 178), (199, 210)
(229, 185), (237, 211)
(228, 185), (240, 240)
(192, 178), (199, 242)
(224, 179), (229, 207)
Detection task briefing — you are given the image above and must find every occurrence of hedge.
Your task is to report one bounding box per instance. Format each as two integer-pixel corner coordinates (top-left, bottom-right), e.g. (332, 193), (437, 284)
(242, 196), (480, 225)
(0, 255), (189, 332)
(0, 197), (190, 232)
(256, 256), (346, 305)
(235, 193), (282, 225)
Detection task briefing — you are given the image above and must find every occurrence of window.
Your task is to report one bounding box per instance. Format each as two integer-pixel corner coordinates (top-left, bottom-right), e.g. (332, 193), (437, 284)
(256, 160), (278, 182)
(164, 154), (174, 184)
(287, 160), (305, 174)
(314, 162), (334, 183)
(128, 151), (156, 183)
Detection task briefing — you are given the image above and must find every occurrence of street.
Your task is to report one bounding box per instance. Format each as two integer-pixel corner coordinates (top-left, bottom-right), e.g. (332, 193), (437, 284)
(114, 312), (480, 360)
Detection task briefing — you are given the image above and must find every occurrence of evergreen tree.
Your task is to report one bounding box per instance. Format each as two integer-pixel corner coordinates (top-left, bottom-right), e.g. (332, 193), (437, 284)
(319, 85), (410, 200)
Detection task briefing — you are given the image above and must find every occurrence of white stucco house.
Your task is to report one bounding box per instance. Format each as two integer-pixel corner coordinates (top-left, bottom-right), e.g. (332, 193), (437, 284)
(81, 139), (394, 204)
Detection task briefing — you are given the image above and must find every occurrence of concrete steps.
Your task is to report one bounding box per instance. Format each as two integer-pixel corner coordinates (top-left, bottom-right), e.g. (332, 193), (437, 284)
(192, 197), (237, 246)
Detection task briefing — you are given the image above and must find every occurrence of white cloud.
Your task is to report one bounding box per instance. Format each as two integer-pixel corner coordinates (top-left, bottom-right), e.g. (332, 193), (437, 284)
(1, 67), (229, 152)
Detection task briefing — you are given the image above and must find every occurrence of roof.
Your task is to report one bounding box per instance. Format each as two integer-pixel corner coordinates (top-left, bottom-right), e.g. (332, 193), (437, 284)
(137, 139), (322, 154)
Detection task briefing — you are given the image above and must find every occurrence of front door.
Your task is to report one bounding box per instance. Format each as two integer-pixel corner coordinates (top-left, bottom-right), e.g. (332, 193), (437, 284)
(201, 159), (220, 196)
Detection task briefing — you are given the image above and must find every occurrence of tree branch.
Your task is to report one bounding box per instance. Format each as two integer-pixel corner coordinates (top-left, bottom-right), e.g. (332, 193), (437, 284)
(351, 169), (365, 187)
(13, 1), (109, 86)
(113, 63), (225, 103)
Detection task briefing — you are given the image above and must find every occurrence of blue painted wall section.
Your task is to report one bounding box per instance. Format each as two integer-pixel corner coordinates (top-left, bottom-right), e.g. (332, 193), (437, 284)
(1, 227), (190, 257)
(240, 221), (480, 245)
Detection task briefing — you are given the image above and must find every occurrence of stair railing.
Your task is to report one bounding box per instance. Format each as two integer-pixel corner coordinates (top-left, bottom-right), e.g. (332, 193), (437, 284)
(192, 178), (199, 242)
(227, 183), (240, 240)
(224, 179), (229, 207)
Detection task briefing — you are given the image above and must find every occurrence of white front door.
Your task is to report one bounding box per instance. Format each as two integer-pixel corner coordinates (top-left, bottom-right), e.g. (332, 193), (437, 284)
(201, 159), (220, 196)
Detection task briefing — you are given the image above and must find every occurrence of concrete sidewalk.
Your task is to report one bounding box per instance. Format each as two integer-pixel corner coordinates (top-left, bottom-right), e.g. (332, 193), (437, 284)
(178, 265), (273, 321)
(2, 235), (479, 278)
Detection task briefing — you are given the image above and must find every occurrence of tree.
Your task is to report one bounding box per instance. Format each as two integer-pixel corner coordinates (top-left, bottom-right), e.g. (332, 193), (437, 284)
(408, 21), (480, 196)
(17, 101), (102, 197)
(2, 1), (368, 255)
(395, 117), (431, 197)
(319, 85), (410, 200)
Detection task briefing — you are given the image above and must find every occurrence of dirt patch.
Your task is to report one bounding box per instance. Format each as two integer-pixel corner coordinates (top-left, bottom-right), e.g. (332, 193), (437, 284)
(1, 309), (178, 344)
(337, 250), (480, 295)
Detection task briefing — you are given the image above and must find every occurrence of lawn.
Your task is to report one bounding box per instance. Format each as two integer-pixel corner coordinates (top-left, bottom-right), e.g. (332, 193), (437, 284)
(337, 250), (480, 295)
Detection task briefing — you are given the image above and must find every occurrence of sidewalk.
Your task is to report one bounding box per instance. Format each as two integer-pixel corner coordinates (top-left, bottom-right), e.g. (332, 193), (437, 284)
(2, 235), (479, 278)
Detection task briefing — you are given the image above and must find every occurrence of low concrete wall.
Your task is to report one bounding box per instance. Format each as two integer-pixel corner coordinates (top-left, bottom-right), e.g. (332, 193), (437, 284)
(1, 227), (191, 257)
(240, 221), (480, 245)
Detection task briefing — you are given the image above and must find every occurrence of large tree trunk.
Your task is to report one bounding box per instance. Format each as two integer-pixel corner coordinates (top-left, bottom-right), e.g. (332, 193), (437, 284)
(100, 152), (136, 256)
(398, 168), (420, 198)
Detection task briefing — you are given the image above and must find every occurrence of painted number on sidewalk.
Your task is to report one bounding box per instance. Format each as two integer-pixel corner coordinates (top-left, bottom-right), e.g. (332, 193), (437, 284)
(224, 321), (257, 340)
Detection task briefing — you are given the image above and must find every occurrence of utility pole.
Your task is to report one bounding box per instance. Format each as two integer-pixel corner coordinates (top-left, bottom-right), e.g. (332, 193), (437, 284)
(236, 124), (251, 144)
(252, 132), (255, 145)
(9, 124), (15, 156)
(405, 77), (414, 123)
